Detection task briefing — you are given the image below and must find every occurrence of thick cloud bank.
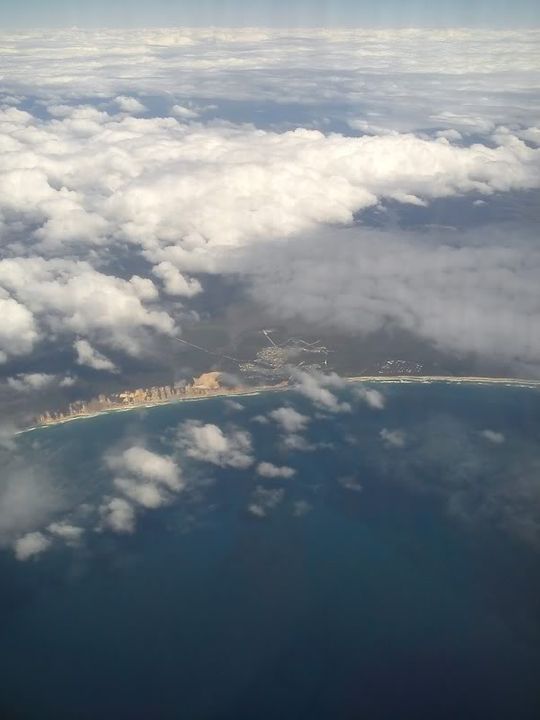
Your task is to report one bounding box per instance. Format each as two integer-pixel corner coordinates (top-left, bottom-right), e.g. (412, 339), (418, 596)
(2, 29), (539, 132)
(2, 104), (537, 371)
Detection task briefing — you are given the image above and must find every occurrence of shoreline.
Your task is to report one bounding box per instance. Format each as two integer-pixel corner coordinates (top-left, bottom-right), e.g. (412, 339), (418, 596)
(16, 374), (540, 436)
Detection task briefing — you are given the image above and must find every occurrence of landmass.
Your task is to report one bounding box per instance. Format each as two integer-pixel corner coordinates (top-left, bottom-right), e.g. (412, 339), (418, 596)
(26, 368), (540, 434)
(31, 372), (285, 431)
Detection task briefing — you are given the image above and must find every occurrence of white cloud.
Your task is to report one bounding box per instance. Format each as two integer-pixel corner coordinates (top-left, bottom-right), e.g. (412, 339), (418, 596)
(0, 466), (62, 546)
(0, 30), (539, 377)
(106, 446), (183, 511)
(99, 497), (136, 534)
(115, 96), (147, 113)
(243, 225), (540, 373)
(74, 339), (118, 372)
(256, 462), (296, 479)
(113, 477), (168, 509)
(480, 429), (505, 444)
(0, 297), (38, 363)
(152, 261), (202, 297)
(47, 521), (84, 545)
(0, 257), (175, 358)
(171, 104), (199, 120)
(380, 428), (407, 448)
(13, 531), (51, 561)
(7, 373), (56, 392)
(293, 370), (351, 413)
(268, 406), (310, 432)
(108, 446), (182, 491)
(282, 433), (316, 452)
(248, 486), (285, 517)
(177, 421), (254, 468)
(2, 29), (539, 134)
(354, 386), (386, 410)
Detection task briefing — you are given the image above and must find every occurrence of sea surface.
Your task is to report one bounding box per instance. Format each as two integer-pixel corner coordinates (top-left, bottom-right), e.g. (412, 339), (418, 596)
(1, 383), (540, 719)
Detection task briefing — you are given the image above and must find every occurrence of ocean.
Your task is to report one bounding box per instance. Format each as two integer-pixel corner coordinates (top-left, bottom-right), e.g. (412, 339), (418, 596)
(1, 383), (539, 719)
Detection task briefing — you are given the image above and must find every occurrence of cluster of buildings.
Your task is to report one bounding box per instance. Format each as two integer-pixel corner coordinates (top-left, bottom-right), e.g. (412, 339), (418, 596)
(34, 372), (225, 427)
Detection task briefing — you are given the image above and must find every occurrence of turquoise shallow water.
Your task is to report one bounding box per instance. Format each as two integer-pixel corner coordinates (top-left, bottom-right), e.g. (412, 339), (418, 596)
(1, 383), (540, 719)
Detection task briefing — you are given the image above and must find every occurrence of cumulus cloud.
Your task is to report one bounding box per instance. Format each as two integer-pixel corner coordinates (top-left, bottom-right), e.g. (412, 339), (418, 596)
(115, 96), (147, 113)
(282, 433), (316, 452)
(256, 462), (296, 479)
(293, 370), (351, 413)
(74, 339), (118, 372)
(0, 297), (38, 363)
(13, 531), (51, 561)
(152, 261), (202, 297)
(380, 428), (407, 448)
(99, 497), (136, 534)
(480, 429), (505, 444)
(171, 104), (199, 120)
(248, 486), (285, 518)
(47, 521), (84, 545)
(0, 257), (175, 358)
(7, 373), (56, 392)
(109, 446), (182, 489)
(177, 421), (254, 468)
(268, 406), (310, 432)
(106, 445), (183, 512)
(354, 386), (386, 410)
(113, 477), (168, 509)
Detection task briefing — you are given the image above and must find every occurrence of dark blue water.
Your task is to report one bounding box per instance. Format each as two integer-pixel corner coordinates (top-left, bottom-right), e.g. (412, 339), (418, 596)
(1, 384), (540, 719)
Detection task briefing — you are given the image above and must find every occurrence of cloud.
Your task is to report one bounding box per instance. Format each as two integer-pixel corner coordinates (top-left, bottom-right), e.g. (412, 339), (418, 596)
(0, 257), (175, 359)
(248, 486), (285, 517)
(171, 104), (199, 120)
(47, 521), (84, 545)
(0, 297), (38, 363)
(292, 500), (312, 517)
(74, 339), (118, 372)
(282, 433), (316, 452)
(7, 373), (56, 392)
(256, 461), (296, 479)
(0, 29), (539, 399)
(115, 96), (147, 113)
(354, 386), (386, 410)
(0, 465), (62, 546)
(380, 428), (407, 448)
(109, 446), (183, 490)
(2, 29), (538, 135)
(338, 476), (364, 492)
(106, 445), (183, 511)
(480, 429), (505, 444)
(242, 224), (540, 374)
(268, 406), (310, 432)
(13, 531), (51, 561)
(152, 261), (202, 297)
(177, 421), (254, 468)
(113, 477), (168, 509)
(293, 370), (351, 413)
(99, 497), (136, 534)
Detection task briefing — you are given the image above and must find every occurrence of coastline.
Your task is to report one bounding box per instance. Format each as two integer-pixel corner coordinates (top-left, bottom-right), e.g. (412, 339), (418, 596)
(16, 374), (540, 436)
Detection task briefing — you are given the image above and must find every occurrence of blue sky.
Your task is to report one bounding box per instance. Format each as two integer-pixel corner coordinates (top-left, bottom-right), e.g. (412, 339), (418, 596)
(0, 0), (538, 28)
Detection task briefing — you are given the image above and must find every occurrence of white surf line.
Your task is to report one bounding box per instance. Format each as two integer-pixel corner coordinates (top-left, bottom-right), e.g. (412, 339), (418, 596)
(346, 375), (540, 388)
